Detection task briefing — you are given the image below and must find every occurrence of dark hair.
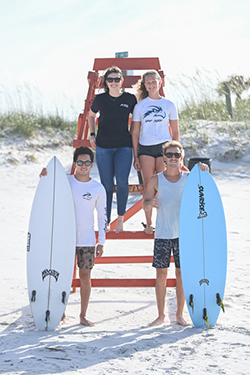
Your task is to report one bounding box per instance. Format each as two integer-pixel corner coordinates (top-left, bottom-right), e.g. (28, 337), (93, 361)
(73, 147), (94, 163)
(101, 66), (123, 92)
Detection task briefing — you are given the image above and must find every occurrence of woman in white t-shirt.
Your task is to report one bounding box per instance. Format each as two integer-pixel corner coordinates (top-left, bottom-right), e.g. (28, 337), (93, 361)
(131, 70), (180, 234)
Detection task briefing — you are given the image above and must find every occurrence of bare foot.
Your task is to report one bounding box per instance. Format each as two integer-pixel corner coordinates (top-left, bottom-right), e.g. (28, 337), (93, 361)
(58, 312), (66, 327)
(115, 216), (124, 233)
(144, 225), (154, 235)
(148, 315), (165, 326)
(80, 315), (95, 327)
(176, 315), (190, 326)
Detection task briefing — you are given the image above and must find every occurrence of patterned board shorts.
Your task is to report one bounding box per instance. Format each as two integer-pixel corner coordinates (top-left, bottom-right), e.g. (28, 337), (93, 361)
(76, 246), (95, 270)
(152, 238), (180, 269)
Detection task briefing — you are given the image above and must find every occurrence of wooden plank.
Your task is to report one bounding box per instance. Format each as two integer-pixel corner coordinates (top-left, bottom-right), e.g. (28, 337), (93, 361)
(72, 278), (176, 288)
(73, 139), (91, 148)
(94, 255), (174, 264)
(93, 58), (161, 71)
(105, 231), (154, 240)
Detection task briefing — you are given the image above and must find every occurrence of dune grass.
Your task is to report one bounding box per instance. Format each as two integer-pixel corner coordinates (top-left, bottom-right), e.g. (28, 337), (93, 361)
(0, 110), (78, 137)
(0, 83), (78, 137)
(0, 71), (249, 138)
(165, 68), (250, 133)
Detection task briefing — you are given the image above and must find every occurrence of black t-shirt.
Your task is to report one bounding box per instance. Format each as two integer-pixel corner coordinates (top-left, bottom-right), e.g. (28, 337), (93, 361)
(91, 91), (137, 148)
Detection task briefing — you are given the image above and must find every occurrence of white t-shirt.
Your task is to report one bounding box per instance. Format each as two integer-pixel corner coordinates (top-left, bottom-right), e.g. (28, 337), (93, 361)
(132, 97), (178, 146)
(68, 175), (107, 247)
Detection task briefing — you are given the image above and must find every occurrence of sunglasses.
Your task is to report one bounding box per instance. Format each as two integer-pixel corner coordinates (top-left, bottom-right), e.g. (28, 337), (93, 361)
(76, 160), (92, 166)
(106, 77), (122, 83)
(164, 152), (182, 159)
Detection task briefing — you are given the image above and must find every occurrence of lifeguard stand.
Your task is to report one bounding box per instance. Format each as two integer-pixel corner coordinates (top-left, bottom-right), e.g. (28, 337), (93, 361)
(71, 57), (176, 291)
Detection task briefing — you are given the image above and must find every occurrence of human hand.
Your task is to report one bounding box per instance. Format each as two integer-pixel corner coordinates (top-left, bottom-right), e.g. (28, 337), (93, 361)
(89, 136), (96, 148)
(133, 157), (140, 171)
(199, 162), (209, 172)
(96, 244), (104, 257)
(39, 168), (47, 178)
(151, 191), (159, 209)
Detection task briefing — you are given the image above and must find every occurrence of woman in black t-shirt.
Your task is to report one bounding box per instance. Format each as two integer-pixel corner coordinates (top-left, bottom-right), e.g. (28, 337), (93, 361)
(88, 66), (137, 232)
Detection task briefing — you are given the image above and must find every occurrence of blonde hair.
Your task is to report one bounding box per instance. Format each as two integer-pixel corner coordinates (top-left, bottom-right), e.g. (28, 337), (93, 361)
(133, 70), (161, 102)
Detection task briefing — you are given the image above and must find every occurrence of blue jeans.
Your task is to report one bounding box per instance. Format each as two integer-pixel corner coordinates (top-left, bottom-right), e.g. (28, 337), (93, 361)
(96, 146), (132, 223)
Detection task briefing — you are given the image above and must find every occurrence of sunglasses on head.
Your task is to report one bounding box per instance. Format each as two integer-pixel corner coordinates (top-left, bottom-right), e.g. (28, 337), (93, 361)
(76, 160), (92, 166)
(164, 152), (182, 159)
(106, 77), (122, 83)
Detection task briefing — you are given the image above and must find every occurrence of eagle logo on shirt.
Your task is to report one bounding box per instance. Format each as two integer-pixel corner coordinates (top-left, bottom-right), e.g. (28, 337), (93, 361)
(143, 106), (166, 120)
(82, 192), (92, 200)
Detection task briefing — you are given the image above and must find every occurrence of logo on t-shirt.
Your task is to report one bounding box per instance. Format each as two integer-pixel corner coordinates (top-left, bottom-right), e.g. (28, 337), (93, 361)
(143, 106), (166, 122)
(82, 192), (92, 200)
(120, 103), (129, 108)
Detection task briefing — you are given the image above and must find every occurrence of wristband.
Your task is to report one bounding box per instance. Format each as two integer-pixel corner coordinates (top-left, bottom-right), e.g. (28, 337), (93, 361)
(134, 156), (138, 158)
(90, 132), (95, 136)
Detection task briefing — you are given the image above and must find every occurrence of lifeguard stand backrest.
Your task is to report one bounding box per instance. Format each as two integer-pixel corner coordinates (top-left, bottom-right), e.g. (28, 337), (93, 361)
(72, 57), (166, 154)
(92, 57), (165, 94)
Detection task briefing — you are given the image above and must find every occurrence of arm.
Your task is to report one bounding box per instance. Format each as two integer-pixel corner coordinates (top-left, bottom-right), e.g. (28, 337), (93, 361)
(88, 109), (97, 148)
(95, 185), (107, 257)
(143, 175), (159, 212)
(130, 120), (141, 171)
(169, 119), (180, 141)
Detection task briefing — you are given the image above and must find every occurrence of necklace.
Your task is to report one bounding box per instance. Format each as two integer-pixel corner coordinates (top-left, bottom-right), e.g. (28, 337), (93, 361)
(108, 93), (122, 102)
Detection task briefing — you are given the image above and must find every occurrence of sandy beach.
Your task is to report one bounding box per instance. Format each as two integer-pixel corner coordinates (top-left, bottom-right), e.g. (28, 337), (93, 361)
(0, 125), (250, 374)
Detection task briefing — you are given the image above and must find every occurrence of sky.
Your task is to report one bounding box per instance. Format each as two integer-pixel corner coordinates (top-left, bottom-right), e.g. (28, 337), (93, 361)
(0, 0), (249, 117)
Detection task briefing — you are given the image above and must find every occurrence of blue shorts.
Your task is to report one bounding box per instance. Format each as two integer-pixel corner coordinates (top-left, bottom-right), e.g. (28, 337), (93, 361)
(152, 238), (180, 268)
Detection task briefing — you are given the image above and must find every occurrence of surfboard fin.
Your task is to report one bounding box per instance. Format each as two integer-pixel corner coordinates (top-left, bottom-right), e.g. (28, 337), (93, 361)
(31, 290), (36, 302)
(203, 308), (209, 328)
(62, 291), (66, 305)
(216, 293), (225, 312)
(45, 310), (50, 322)
(189, 294), (194, 313)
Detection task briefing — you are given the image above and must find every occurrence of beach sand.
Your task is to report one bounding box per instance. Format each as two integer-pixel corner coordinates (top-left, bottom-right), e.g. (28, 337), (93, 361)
(0, 130), (250, 375)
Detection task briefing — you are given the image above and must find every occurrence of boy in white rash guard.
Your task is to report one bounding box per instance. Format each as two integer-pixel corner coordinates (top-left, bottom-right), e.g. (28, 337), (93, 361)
(143, 141), (208, 327)
(40, 147), (107, 326)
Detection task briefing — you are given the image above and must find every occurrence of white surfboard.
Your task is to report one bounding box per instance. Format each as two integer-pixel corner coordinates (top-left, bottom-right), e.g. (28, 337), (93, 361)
(27, 156), (76, 330)
(179, 164), (227, 328)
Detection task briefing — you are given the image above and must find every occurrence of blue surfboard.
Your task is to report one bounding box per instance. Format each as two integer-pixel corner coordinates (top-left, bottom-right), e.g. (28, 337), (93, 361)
(179, 164), (227, 328)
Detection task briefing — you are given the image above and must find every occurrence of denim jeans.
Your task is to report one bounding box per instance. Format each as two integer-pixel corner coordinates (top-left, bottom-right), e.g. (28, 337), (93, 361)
(96, 146), (132, 223)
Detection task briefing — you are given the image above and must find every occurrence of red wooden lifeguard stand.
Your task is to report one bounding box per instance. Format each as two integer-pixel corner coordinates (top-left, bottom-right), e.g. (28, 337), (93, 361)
(71, 57), (176, 291)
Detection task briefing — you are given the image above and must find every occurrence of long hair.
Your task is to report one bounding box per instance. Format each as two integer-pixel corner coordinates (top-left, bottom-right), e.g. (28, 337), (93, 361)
(100, 66), (123, 93)
(133, 70), (162, 102)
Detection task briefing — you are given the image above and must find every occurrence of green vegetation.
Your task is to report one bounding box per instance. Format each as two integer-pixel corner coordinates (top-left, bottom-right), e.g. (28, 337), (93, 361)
(0, 83), (78, 137)
(165, 69), (250, 133)
(0, 111), (77, 137)
(0, 71), (249, 139)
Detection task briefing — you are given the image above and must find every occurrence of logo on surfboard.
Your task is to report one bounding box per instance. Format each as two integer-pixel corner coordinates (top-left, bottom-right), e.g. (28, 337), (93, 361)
(199, 278), (209, 285)
(197, 184), (208, 219)
(42, 269), (60, 282)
